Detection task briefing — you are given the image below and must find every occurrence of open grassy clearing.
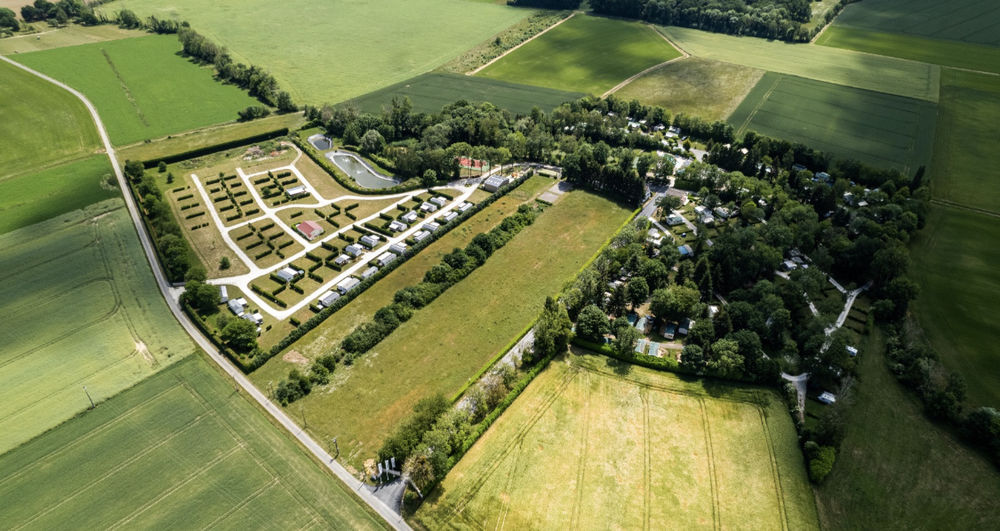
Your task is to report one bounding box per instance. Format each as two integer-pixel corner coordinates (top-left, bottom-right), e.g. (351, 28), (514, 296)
(616, 57), (765, 121)
(816, 26), (1000, 74)
(16, 35), (256, 145)
(99, 0), (531, 104)
(0, 24), (146, 54)
(115, 112), (305, 164)
(0, 200), (194, 453)
(0, 58), (100, 180)
(478, 15), (681, 95)
(437, 11), (570, 74)
(812, 330), (1000, 528)
(342, 73), (583, 115)
(728, 73), (937, 173)
(924, 69), (1000, 212)
(832, 0), (1000, 46)
(660, 26), (940, 102)
(251, 175), (553, 373)
(910, 205), (1000, 408)
(414, 351), (818, 530)
(0, 155), (117, 235)
(803, 0), (843, 33)
(0, 354), (389, 530)
(279, 190), (632, 469)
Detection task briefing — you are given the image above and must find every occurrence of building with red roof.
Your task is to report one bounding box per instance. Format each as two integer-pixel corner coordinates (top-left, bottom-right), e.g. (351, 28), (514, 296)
(296, 220), (324, 240)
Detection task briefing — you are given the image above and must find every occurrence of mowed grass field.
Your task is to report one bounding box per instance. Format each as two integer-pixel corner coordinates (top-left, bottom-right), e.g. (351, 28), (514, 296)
(925, 70), (1000, 212)
(0, 354), (389, 530)
(252, 176), (554, 381)
(282, 190), (632, 468)
(0, 200), (193, 453)
(813, 331), (1000, 528)
(616, 57), (765, 121)
(0, 58), (100, 180)
(342, 73), (583, 115)
(100, 0), (531, 104)
(816, 26), (1000, 74)
(0, 24), (146, 55)
(478, 15), (681, 95)
(661, 26), (940, 102)
(414, 351), (819, 530)
(16, 35), (256, 145)
(728, 73), (937, 173)
(0, 155), (116, 234)
(832, 0), (1000, 46)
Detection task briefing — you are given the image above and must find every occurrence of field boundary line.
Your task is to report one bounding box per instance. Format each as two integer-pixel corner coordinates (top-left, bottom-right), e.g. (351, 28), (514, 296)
(494, 438), (523, 531)
(467, 12), (577, 76)
(734, 74), (783, 137)
(12, 411), (218, 530)
(930, 198), (1000, 218)
(202, 477), (280, 529)
(756, 403), (790, 531)
(569, 370), (591, 530)
(640, 387), (651, 531)
(698, 398), (721, 531)
(602, 25), (690, 98)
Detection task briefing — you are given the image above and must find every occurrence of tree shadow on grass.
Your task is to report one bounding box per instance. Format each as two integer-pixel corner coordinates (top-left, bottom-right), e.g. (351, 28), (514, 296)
(604, 356), (633, 376)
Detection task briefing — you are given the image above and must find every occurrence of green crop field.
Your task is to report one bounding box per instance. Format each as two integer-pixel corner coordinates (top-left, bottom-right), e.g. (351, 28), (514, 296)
(660, 26), (940, 102)
(276, 190), (632, 468)
(0, 24), (146, 55)
(816, 26), (1000, 74)
(414, 351), (819, 530)
(813, 331), (1000, 528)
(252, 176), (554, 381)
(0, 200), (193, 453)
(15, 35), (257, 145)
(728, 73), (937, 173)
(832, 0), (1000, 46)
(0, 155), (116, 235)
(0, 354), (389, 530)
(478, 15), (681, 95)
(925, 70), (1000, 212)
(616, 57), (765, 121)
(99, 0), (531, 105)
(341, 73), (583, 115)
(0, 58), (100, 180)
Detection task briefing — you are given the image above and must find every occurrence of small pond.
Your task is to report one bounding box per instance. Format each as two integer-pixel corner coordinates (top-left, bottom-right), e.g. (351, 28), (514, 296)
(326, 151), (399, 189)
(308, 134), (333, 151)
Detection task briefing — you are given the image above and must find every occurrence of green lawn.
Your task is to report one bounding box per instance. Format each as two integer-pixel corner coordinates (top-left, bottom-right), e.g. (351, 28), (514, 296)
(660, 26), (940, 102)
(816, 26), (1000, 74)
(99, 0), (532, 104)
(925, 69), (1000, 212)
(616, 57), (765, 121)
(478, 15), (681, 95)
(0, 58), (100, 180)
(0, 200), (194, 453)
(281, 190), (632, 469)
(910, 205), (1000, 407)
(0, 155), (117, 235)
(728, 73), (937, 173)
(832, 0), (1000, 46)
(812, 330), (1000, 528)
(0, 354), (389, 530)
(16, 35), (257, 145)
(341, 73), (583, 115)
(414, 351), (818, 530)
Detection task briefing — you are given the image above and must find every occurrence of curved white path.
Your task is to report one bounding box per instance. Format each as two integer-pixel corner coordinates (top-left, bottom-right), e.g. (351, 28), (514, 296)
(0, 55), (410, 530)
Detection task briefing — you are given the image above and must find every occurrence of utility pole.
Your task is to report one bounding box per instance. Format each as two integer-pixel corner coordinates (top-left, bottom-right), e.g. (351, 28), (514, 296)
(83, 386), (95, 409)
(332, 437), (339, 458)
(299, 403), (307, 429)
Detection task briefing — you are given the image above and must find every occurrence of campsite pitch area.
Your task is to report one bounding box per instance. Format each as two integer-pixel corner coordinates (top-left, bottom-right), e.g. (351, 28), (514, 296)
(660, 26), (940, 102)
(15, 35), (256, 145)
(477, 15), (681, 95)
(616, 57), (764, 122)
(413, 351), (819, 530)
(342, 73), (583, 115)
(0, 354), (389, 530)
(832, 0), (1000, 46)
(728, 73), (937, 173)
(0, 58), (100, 180)
(813, 331), (1000, 528)
(100, 0), (530, 104)
(0, 200), (193, 453)
(281, 190), (632, 468)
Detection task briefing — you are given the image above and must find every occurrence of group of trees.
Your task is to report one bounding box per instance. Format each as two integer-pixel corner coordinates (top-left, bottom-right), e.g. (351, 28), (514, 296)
(177, 27), (296, 113)
(19, 0), (89, 26)
(590, 0), (836, 42)
(0, 8), (20, 31)
(125, 160), (196, 282)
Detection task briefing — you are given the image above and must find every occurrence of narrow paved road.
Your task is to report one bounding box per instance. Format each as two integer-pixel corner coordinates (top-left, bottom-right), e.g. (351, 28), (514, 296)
(1, 55), (410, 531)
